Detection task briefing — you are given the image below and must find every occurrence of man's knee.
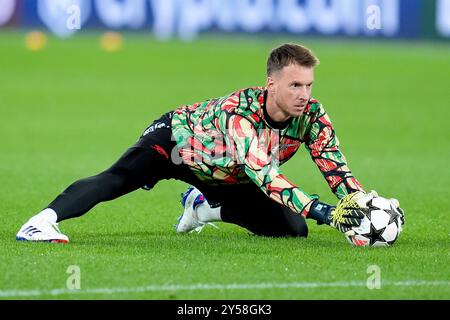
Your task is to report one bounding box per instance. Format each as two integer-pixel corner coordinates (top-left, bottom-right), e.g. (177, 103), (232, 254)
(259, 209), (308, 238)
(91, 170), (134, 200)
(284, 208), (309, 237)
(101, 147), (156, 193)
(248, 214), (308, 238)
(287, 216), (309, 238)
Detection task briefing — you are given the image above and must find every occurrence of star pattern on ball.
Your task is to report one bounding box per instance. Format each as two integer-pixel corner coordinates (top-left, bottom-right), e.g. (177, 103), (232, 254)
(387, 207), (400, 225)
(364, 222), (386, 246)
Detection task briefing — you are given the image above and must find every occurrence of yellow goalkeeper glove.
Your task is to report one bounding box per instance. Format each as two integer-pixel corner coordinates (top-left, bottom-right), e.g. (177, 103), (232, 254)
(308, 191), (369, 234)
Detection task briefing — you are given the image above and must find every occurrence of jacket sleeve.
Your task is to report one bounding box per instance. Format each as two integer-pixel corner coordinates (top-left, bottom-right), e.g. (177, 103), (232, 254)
(304, 103), (365, 199)
(222, 113), (317, 216)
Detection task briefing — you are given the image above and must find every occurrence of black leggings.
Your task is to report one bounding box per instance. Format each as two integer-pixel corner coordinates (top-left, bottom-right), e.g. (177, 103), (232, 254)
(48, 147), (165, 220)
(189, 182), (308, 238)
(48, 112), (308, 238)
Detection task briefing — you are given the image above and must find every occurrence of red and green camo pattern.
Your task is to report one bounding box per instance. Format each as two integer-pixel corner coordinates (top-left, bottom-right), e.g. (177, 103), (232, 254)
(171, 87), (364, 216)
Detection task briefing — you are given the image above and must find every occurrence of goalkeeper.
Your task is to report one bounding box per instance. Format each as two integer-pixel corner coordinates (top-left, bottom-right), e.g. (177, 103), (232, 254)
(17, 43), (376, 243)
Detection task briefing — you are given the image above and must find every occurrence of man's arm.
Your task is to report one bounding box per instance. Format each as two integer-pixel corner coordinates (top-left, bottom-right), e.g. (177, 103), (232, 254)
(222, 113), (317, 216)
(221, 112), (367, 233)
(305, 103), (365, 199)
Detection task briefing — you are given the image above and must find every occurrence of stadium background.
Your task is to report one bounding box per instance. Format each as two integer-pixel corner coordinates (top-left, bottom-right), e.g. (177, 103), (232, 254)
(0, 0), (449, 299)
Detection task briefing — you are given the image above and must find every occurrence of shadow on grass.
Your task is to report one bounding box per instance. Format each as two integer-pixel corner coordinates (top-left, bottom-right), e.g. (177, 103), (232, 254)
(5, 228), (441, 255)
(67, 229), (315, 252)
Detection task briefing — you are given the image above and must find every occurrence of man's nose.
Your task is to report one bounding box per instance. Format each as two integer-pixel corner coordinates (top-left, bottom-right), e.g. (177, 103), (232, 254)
(299, 86), (309, 99)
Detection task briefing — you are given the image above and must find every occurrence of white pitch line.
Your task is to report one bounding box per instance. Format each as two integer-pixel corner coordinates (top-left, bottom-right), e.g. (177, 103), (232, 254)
(0, 280), (449, 298)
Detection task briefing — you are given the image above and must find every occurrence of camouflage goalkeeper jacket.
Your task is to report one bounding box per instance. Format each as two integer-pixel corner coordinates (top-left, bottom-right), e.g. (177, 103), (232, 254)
(171, 87), (364, 216)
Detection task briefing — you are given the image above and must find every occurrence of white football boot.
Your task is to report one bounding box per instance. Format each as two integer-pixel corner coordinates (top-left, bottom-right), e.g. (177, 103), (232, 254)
(175, 186), (218, 233)
(16, 216), (69, 243)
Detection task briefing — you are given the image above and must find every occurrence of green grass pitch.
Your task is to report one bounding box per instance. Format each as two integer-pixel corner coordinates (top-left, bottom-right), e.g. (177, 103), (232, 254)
(0, 32), (449, 299)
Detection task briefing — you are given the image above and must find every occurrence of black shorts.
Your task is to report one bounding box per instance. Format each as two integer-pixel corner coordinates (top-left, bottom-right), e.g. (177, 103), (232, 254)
(120, 111), (201, 190)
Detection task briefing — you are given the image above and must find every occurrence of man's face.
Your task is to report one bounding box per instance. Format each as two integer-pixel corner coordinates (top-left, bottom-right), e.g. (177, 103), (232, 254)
(267, 63), (314, 118)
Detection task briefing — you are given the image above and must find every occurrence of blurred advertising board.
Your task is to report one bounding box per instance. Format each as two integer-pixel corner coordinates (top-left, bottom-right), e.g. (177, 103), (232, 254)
(1, 0), (449, 39)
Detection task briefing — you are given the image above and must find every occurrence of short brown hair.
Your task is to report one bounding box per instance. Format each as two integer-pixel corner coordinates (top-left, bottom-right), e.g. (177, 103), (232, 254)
(266, 43), (319, 76)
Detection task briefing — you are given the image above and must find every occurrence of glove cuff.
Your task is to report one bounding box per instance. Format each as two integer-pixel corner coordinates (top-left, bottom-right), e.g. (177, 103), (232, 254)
(308, 200), (335, 225)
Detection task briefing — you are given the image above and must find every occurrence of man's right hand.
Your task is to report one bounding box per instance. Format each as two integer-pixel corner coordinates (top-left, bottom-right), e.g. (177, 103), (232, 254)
(329, 192), (368, 234)
(308, 191), (369, 235)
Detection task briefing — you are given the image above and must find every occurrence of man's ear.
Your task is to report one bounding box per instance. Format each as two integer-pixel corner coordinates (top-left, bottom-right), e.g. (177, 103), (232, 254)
(266, 76), (276, 94)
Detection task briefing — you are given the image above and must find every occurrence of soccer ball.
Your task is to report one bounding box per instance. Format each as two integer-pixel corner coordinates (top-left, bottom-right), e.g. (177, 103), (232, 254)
(345, 196), (404, 247)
